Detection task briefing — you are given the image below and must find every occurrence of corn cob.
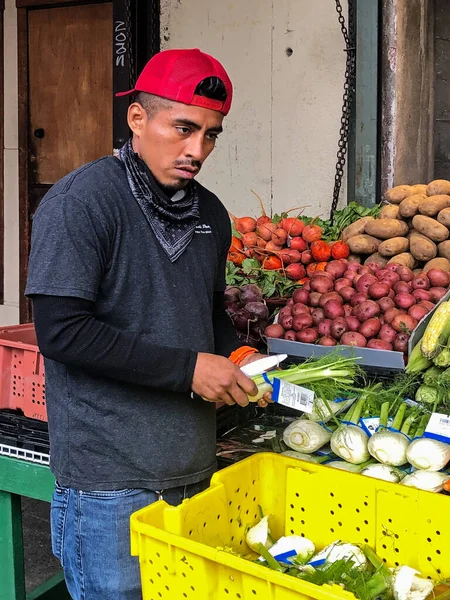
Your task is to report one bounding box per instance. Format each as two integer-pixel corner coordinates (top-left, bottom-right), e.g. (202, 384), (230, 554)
(406, 341), (432, 373)
(420, 301), (450, 359)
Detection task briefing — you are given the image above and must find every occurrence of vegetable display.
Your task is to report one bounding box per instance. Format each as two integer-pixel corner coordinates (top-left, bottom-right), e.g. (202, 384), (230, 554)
(239, 516), (443, 600)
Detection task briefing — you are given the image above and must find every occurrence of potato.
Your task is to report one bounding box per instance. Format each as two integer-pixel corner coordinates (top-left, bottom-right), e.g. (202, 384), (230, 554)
(423, 257), (450, 273)
(365, 219), (409, 240)
(384, 185), (414, 204)
(364, 252), (388, 267)
(347, 234), (381, 255)
(411, 184), (428, 195)
(378, 237), (409, 257)
(438, 240), (450, 261)
(387, 253), (417, 269)
(418, 195), (450, 217)
(342, 217), (375, 243)
(399, 194), (427, 218)
(412, 215), (450, 242)
(408, 231), (437, 262)
(437, 208), (450, 228)
(379, 204), (401, 220)
(426, 179), (450, 196)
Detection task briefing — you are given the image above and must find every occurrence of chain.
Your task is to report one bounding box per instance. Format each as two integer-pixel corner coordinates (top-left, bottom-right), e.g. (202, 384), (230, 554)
(330, 0), (356, 223)
(125, 0), (136, 88)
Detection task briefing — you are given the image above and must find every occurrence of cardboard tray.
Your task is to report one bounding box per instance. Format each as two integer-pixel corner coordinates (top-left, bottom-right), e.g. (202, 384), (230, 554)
(268, 287), (450, 374)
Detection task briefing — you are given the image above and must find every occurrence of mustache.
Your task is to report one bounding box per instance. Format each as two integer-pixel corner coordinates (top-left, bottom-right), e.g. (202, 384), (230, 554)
(174, 160), (202, 169)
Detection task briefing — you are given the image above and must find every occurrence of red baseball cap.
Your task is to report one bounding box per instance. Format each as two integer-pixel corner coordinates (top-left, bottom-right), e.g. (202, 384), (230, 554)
(116, 48), (233, 115)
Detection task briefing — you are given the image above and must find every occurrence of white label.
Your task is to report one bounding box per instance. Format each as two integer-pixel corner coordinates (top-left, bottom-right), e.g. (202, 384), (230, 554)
(360, 417), (393, 437)
(272, 379), (315, 413)
(424, 412), (450, 443)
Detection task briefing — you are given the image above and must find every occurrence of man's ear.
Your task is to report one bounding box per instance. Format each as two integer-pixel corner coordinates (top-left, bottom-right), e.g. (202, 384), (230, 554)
(127, 103), (148, 137)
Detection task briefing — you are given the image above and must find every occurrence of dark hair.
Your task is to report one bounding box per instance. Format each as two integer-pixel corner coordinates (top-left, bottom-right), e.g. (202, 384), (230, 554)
(194, 76), (227, 101)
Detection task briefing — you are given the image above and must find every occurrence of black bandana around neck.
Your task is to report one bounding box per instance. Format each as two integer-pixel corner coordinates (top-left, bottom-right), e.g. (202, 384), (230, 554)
(119, 139), (200, 262)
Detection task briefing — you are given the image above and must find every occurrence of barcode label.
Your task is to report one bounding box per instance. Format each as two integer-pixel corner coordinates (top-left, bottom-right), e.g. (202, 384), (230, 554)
(272, 379), (315, 414)
(424, 412), (450, 442)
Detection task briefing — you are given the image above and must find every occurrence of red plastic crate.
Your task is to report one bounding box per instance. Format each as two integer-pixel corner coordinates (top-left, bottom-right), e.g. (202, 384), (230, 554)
(0, 324), (46, 421)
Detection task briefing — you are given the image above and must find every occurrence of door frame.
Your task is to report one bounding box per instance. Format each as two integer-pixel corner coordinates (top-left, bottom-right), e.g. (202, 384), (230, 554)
(17, 0), (112, 323)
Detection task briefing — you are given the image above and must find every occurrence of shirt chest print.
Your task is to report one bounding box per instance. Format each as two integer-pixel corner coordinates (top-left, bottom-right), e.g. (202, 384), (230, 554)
(195, 224), (212, 234)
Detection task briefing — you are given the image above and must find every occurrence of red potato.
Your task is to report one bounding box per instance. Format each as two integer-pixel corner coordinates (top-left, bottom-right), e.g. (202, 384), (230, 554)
(368, 282), (391, 300)
(412, 289), (433, 303)
(287, 298), (294, 305)
(334, 278), (352, 292)
(392, 313), (418, 333)
(295, 328), (319, 343)
(351, 292), (368, 307)
(408, 304), (429, 322)
(411, 274), (430, 290)
(293, 313), (314, 331)
(378, 297), (395, 313)
(302, 280), (311, 291)
(347, 262), (360, 271)
(310, 275), (334, 293)
(393, 281), (411, 294)
(343, 304), (353, 317)
(429, 287), (447, 303)
(352, 300), (380, 321)
(318, 319), (333, 337)
(378, 269), (401, 287)
(325, 260), (347, 279)
(346, 316), (361, 332)
(359, 318), (382, 339)
(393, 332), (410, 353)
(427, 268), (450, 288)
(280, 314), (294, 330)
(418, 301), (435, 313)
(394, 293), (416, 310)
(388, 289), (396, 299)
(343, 269), (358, 283)
(311, 308), (326, 325)
(309, 292), (322, 307)
(356, 274), (378, 295)
(331, 317), (349, 340)
(340, 332), (367, 347)
(292, 303), (311, 316)
(324, 299), (345, 320)
(339, 286), (357, 302)
(278, 305), (292, 318)
(365, 263), (382, 275)
(318, 336), (337, 346)
(284, 330), (297, 341)
(265, 324), (285, 338)
(292, 288), (310, 305)
(378, 324), (397, 343)
(384, 307), (401, 324)
(353, 273), (362, 288)
(396, 266), (414, 282)
(319, 292), (344, 308)
(367, 339), (393, 351)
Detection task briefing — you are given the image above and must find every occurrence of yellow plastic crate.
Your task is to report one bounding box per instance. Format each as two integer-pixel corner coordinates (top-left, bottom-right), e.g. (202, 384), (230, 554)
(131, 453), (450, 600)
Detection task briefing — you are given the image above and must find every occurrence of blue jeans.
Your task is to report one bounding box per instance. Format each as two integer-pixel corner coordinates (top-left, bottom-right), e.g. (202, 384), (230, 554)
(50, 479), (210, 600)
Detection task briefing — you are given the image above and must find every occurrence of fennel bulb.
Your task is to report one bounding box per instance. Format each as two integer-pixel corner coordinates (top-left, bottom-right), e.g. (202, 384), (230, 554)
(264, 535), (315, 565)
(367, 402), (413, 467)
(312, 541), (366, 568)
(281, 450), (328, 464)
(330, 397), (370, 464)
(406, 437), (450, 472)
(308, 397), (355, 423)
(361, 464), (405, 483)
(283, 420), (331, 454)
(401, 470), (450, 492)
(392, 565), (434, 600)
(246, 516), (272, 552)
(325, 461), (369, 473)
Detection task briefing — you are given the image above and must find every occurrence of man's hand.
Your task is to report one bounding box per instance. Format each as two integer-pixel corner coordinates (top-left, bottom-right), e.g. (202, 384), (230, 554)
(239, 352), (273, 409)
(192, 353), (258, 407)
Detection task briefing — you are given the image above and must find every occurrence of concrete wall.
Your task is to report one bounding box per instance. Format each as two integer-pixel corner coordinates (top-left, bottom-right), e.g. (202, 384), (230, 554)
(161, 0), (348, 220)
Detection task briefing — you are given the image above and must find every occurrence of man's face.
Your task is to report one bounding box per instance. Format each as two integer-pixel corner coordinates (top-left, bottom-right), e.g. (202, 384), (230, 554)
(128, 101), (224, 190)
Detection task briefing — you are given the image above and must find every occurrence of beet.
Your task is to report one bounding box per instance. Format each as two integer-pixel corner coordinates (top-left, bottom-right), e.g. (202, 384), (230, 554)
(239, 284), (263, 305)
(224, 286), (241, 304)
(225, 301), (242, 314)
(245, 302), (269, 321)
(231, 308), (252, 332)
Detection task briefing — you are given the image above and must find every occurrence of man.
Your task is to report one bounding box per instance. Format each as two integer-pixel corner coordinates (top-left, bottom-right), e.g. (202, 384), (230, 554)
(25, 48), (271, 599)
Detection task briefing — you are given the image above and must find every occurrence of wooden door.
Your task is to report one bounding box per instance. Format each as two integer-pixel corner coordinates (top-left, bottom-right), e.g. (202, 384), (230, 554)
(28, 3), (113, 186)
